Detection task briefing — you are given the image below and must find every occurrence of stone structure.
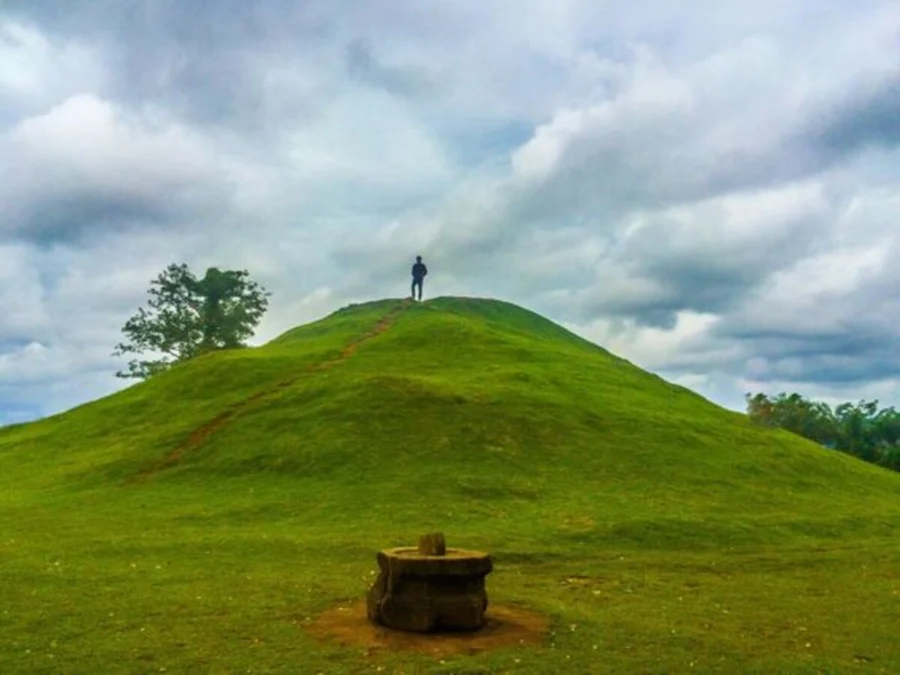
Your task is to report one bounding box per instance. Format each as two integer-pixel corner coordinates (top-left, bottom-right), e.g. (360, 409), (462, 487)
(417, 531), (447, 556)
(366, 533), (493, 632)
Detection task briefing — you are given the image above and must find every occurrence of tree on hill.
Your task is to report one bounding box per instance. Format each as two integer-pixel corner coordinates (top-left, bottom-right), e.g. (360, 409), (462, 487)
(113, 263), (270, 379)
(746, 392), (900, 472)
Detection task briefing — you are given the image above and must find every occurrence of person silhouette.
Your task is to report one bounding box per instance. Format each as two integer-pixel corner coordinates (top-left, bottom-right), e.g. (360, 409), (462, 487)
(411, 255), (428, 301)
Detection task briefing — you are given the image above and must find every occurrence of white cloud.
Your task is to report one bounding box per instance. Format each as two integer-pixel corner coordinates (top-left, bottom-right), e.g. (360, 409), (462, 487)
(11, 95), (209, 181)
(0, 243), (49, 340)
(0, 19), (104, 111)
(3, 94), (236, 237)
(737, 245), (890, 330)
(567, 310), (726, 369)
(1, 2), (900, 424)
(282, 88), (456, 199)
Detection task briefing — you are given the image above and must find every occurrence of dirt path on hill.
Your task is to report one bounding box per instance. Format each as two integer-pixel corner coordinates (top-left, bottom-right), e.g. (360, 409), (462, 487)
(129, 301), (411, 482)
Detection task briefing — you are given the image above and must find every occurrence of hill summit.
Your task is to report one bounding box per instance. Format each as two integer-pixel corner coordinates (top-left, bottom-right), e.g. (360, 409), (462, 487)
(2, 296), (897, 548)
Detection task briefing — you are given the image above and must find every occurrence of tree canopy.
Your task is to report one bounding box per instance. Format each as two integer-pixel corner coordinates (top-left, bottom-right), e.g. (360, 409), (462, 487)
(113, 263), (270, 379)
(746, 392), (900, 472)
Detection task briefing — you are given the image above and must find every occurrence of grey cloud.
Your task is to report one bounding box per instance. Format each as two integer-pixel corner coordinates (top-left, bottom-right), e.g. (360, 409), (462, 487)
(504, 48), (900, 231)
(695, 239), (900, 386)
(7, 191), (187, 242)
(526, 178), (841, 333)
(618, 211), (829, 318)
(1, 94), (239, 243)
(0, 245), (49, 340)
(345, 39), (436, 98)
(2, 0), (900, 424)
(5, 0), (341, 134)
(720, 317), (900, 385)
(812, 70), (900, 156)
(748, 346), (900, 385)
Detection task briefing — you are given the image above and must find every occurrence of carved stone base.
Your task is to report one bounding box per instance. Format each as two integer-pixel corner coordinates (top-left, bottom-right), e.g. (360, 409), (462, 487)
(366, 540), (492, 633)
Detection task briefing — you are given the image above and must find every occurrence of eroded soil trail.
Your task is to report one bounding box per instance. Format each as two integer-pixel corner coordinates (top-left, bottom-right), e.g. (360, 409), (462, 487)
(131, 302), (410, 481)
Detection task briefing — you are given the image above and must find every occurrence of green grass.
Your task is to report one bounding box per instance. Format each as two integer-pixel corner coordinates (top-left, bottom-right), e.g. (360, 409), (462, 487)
(1, 296), (898, 674)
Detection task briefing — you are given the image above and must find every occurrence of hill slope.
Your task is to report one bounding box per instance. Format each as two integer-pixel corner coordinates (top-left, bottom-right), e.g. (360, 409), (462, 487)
(2, 296), (896, 538)
(1, 297), (898, 673)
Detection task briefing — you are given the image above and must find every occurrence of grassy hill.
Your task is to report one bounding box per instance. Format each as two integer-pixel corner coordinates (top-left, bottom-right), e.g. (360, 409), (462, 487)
(1, 296), (898, 673)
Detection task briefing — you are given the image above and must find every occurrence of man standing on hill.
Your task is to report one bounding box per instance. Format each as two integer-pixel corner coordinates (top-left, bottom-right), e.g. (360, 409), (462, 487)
(411, 255), (428, 301)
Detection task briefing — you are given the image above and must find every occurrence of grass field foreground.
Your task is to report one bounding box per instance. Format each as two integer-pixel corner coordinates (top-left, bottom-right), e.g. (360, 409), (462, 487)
(1, 297), (898, 673)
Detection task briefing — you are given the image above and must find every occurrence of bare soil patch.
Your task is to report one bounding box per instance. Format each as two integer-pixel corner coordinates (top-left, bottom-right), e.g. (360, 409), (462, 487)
(307, 600), (550, 657)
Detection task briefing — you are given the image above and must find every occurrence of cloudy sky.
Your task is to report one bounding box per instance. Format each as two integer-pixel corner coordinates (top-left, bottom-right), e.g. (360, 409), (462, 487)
(1, 0), (898, 425)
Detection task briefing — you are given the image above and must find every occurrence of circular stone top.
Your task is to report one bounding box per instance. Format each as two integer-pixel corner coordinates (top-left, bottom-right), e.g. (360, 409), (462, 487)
(388, 547), (489, 560)
(377, 547), (493, 577)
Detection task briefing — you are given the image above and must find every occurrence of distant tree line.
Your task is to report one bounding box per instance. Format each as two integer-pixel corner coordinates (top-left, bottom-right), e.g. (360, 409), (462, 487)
(746, 392), (900, 472)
